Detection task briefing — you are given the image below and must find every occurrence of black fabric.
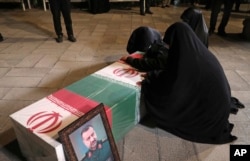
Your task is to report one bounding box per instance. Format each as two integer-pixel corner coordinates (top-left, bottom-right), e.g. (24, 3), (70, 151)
(140, 0), (151, 14)
(88, 0), (110, 14)
(49, 0), (73, 36)
(0, 33), (3, 42)
(181, 7), (209, 47)
(126, 26), (162, 54)
(141, 22), (243, 144)
(125, 41), (169, 72)
(242, 18), (250, 41)
(209, 0), (234, 32)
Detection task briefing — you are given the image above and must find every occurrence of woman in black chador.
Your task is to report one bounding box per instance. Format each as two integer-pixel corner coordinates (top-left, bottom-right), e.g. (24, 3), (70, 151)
(180, 7), (209, 47)
(122, 22), (244, 144)
(126, 26), (162, 54)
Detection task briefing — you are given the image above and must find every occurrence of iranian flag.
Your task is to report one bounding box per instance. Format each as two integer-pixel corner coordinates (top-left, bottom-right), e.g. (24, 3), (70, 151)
(63, 74), (140, 141)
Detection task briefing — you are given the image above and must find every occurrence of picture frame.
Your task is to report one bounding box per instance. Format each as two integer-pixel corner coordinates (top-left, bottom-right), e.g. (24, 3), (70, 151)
(58, 103), (120, 161)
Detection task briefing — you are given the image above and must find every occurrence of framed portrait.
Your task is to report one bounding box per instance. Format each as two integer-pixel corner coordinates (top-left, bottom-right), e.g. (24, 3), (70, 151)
(58, 103), (120, 161)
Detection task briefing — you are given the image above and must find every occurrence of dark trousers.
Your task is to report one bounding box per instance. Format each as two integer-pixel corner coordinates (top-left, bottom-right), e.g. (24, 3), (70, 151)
(88, 0), (110, 14)
(140, 0), (151, 14)
(209, 0), (234, 32)
(49, 0), (73, 36)
(190, 0), (199, 4)
(205, 0), (211, 9)
(234, 0), (241, 10)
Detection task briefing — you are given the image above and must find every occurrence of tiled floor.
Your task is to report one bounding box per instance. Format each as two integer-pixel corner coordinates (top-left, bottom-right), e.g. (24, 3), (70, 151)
(0, 2), (250, 161)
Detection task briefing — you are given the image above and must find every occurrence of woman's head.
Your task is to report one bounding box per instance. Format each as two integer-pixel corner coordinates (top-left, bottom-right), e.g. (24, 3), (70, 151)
(163, 22), (191, 47)
(181, 7), (202, 30)
(162, 21), (209, 62)
(180, 7), (209, 47)
(127, 26), (162, 54)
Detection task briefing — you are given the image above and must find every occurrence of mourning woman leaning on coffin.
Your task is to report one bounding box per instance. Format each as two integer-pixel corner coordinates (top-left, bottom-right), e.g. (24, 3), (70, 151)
(126, 26), (162, 55)
(121, 22), (244, 144)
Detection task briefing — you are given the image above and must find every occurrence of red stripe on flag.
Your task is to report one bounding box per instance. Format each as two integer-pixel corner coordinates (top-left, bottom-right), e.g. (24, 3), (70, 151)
(47, 89), (113, 127)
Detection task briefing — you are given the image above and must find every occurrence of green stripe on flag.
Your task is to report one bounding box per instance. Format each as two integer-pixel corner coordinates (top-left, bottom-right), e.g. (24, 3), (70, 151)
(65, 75), (139, 141)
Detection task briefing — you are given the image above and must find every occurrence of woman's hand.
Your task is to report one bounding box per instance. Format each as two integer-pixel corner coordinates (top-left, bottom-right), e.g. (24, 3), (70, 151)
(120, 55), (128, 61)
(119, 55), (129, 64)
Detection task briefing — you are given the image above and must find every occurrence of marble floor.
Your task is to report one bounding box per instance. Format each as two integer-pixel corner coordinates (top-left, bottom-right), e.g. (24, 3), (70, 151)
(0, 2), (250, 161)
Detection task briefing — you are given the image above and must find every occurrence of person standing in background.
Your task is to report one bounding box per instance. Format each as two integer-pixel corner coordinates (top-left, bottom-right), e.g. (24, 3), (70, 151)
(49, 0), (76, 43)
(208, 0), (234, 37)
(140, 0), (153, 16)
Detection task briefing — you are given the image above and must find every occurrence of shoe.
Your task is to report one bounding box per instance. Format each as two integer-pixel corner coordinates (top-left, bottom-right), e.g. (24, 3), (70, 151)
(0, 33), (3, 42)
(208, 29), (214, 36)
(217, 26), (227, 37)
(140, 12), (145, 16)
(165, 4), (170, 7)
(145, 10), (153, 14)
(56, 34), (63, 43)
(217, 30), (227, 37)
(68, 35), (76, 42)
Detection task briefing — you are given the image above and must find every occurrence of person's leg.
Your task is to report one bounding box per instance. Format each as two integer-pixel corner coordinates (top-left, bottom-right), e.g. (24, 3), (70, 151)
(218, 0), (234, 36)
(145, 0), (153, 14)
(209, 0), (223, 34)
(205, 0), (211, 10)
(162, 0), (171, 7)
(166, 0), (171, 6)
(165, 0), (171, 7)
(235, 0), (240, 11)
(61, 0), (76, 42)
(49, 0), (63, 42)
(161, 0), (166, 8)
(140, 0), (145, 15)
